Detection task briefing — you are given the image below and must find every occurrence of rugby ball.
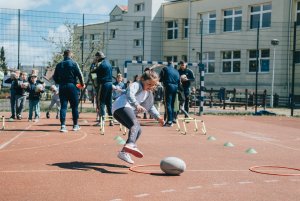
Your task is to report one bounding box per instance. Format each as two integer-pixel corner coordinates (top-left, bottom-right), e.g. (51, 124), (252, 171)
(160, 157), (186, 175)
(35, 84), (44, 92)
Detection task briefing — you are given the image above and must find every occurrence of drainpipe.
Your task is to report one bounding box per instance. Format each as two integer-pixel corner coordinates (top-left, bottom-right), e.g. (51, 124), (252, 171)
(287, 0), (292, 97)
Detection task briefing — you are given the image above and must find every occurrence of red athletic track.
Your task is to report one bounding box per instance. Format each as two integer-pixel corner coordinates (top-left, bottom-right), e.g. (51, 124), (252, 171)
(0, 112), (299, 201)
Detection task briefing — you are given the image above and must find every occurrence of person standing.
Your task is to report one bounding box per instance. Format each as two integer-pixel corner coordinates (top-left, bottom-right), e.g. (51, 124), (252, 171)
(90, 51), (113, 126)
(15, 71), (29, 120)
(53, 50), (85, 132)
(46, 85), (60, 119)
(178, 61), (195, 117)
(27, 73), (44, 122)
(112, 73), (126, 100)
(5, 70), (20, 120)
(112, 70), (164, 164)
(159, 60), (180, 127)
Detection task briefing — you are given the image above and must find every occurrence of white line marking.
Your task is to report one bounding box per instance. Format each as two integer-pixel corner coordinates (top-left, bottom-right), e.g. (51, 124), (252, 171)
(238, 181), (254, 184)
(213, 182), (228, 186)
(134, 194), (149, 198)
(161, 189), (175, 193)
(110, 199), (122, 201)
(0, 124), (32, 150)
(264, 180), (279, 183)
(187, 186), (202, 190)
(0, 132), (88, 152)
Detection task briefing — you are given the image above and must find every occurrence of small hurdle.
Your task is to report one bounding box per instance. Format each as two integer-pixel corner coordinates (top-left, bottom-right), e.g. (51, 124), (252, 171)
(1, 116), (5, 130)
(176, 117), (207, 135)
(99, 115), (127, 135)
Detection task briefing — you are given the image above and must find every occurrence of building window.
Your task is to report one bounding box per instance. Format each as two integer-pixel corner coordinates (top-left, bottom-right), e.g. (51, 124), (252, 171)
(165, 56), (178, 63)
(249, 49), (270, 72)
(182, 55), (187, 62)
(222, 51), (241, 73)
(166, 20), (178, 39)
(135, 3), (145, 12)
(223, 8), (242, 32)
(134, 21), (143, 29)
(134, 39), (142, 47)
(183, 19), (189, 38)
(200, 12), (216, 35)
(295, 51), (300, 63)
(133, 56), (142, 61)
(110, 29), (116, 39)
(202, 52), (215, 73)
(250, 3), (272, 29)
(297, 2), (300, 26)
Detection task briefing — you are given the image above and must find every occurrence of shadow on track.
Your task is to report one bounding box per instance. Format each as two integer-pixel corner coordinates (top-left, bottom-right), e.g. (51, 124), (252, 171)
(49, 161), (129, 174)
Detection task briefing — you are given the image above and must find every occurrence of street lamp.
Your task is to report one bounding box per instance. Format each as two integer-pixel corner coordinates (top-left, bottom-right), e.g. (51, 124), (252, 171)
(270, 39), (279, 107)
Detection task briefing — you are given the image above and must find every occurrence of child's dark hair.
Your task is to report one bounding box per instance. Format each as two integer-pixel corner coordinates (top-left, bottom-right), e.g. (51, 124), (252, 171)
(140, 69), (159, 81)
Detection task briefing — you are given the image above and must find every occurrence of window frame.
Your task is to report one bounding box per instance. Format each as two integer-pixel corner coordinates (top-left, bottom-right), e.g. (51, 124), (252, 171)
(183, 19), (189, 38)
(223, 8), (242, 32)
(250, 3), (272, 29)
(248, 49), (270, 73)
(133, 39), (142, 47)
(134, 3), (145, 12)
(166, 20), (178, 40)
(202, 52), (215, 73)
(296, 1), (300, 26)
(221, 50), (241, 73)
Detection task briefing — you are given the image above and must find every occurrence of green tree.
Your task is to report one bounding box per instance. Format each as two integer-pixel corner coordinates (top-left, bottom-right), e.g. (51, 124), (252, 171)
(0, 46), (8, 75)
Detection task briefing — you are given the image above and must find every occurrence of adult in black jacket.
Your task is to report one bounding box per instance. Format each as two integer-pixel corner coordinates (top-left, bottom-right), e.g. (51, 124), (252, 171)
(178, 61), (195, 116)
(53, 50), (85, 132)
(159, 61), (180, 127)
(90, 51), (113, 126)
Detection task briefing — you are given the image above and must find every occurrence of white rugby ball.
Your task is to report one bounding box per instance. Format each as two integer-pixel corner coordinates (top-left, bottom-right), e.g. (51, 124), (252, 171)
(160, 157), (186, 175)
(35, 84), (44, 92)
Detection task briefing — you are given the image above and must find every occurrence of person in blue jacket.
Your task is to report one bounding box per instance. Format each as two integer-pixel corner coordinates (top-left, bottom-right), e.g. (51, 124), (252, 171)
(53, 50), (85, 133)
(90, 51), (113, 126)
(178, 61), (195, 117)
(159, 60), (180, 127)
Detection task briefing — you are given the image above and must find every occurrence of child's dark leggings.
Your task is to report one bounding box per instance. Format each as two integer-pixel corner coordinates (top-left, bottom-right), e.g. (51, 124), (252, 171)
(113, 107), (141, 144)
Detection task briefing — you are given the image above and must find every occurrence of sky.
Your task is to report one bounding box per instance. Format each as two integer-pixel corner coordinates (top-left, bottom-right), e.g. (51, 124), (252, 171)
(0, 0), (128, 14)
(0, 0), (128, 68)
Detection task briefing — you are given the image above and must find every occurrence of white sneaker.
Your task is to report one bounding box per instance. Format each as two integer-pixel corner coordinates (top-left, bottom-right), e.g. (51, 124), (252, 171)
(118, 151), (134, 164)
(123, 143), (144, 158)
(72, 125), (81, 131)
(60, 125), (68, 133)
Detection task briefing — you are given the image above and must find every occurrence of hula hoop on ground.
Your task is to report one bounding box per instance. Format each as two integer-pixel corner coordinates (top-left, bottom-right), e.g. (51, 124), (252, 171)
(249, 165), (300, 176)
(129, 164), (160, 175)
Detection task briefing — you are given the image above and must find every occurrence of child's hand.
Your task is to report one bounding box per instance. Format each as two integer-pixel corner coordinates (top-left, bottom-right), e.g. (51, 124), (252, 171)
(157, 117), (164, 127)
(136, 105), (146, 113)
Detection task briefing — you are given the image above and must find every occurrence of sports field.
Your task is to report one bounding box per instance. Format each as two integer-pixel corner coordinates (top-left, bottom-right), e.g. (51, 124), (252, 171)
(0, 112), (299, 201)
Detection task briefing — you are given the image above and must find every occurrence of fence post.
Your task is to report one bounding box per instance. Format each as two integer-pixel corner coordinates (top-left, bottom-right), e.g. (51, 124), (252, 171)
(198, 64), (205, 116)
(245, 89), (248, 110)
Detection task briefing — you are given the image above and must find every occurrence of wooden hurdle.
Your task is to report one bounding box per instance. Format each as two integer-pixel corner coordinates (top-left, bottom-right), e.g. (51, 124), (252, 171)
(176, 117), (207, 135)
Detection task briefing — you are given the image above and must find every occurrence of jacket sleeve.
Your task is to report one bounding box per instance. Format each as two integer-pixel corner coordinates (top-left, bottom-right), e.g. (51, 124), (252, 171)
(187, 69), (195, 82)
(126, 82), (140, 107)
(74, 62), (84, 85)
(53, 64), (60, 84)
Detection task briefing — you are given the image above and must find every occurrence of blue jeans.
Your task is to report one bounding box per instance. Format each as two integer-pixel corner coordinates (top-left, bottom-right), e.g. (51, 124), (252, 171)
(28, 99), (40, 120)
(10, 90), (16, 117)
(164, 83), (178, 123)
(16, 95), (27, 116)
(97, 82), (112, 118)
(59, 83), (80, 126)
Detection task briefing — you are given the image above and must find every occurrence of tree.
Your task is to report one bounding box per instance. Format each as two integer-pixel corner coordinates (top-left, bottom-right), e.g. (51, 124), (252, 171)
(0, 46), (8, 75)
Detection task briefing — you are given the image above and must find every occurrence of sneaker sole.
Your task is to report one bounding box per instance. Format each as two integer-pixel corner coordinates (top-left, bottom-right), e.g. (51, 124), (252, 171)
(118, 154), (134, 164)
(123, 146), (144, 158)
(72, 128), (81, 131)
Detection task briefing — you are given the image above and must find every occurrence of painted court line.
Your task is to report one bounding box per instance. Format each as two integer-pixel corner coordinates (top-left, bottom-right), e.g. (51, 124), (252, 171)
(264, 180), (279, 183)
(109, 199), (122, 201)
(161, 189), (175, 193)
(213, 182), (228, 187)
(0, 132), (88, 152)
(238, 181), (254, 184)
(187, 186), (202, 190)
(0, 124), (33, 150)
(134, 193), (150, 198)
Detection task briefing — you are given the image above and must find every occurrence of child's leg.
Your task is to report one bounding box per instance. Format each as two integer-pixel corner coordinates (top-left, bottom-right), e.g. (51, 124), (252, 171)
(113, 107), (142, 144)
(36, 101), (40, 119)
(28, 100), (33, 120)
